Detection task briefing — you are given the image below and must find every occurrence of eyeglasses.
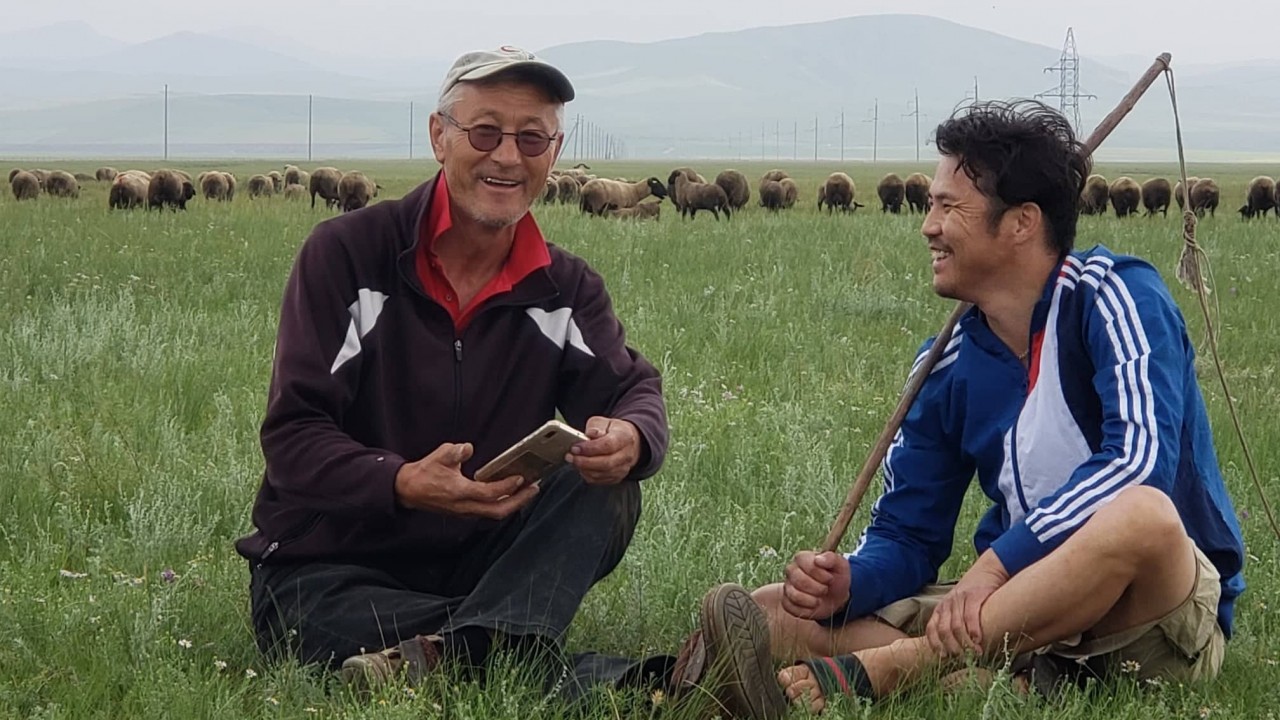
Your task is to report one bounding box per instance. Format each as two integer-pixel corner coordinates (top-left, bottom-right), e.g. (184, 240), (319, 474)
(439, 112), (559, 157)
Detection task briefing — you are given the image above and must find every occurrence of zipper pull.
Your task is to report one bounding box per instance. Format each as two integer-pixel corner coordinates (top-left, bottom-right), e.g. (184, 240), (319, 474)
(454, 339), (463, 362)
(262, 541), (279, 560)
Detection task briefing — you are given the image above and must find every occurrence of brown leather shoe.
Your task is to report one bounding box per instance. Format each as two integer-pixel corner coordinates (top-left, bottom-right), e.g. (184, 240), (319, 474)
(670, 584), (787, 719)
(340, 634), (443, 694)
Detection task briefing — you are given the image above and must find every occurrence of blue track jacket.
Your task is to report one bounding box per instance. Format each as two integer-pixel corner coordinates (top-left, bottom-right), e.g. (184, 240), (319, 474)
(833, 245), (1246, 637)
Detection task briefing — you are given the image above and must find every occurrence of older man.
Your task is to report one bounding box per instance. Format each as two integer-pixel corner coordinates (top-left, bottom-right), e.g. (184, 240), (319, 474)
(236, 47), (681, 695)
(755, 100), (1246, 714)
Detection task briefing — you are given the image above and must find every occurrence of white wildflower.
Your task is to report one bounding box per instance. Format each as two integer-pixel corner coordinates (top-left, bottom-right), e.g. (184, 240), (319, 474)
(59, 569), (88, 580)
(177, 639), (192, 649)
(245, 668), (258, 679)
(214, 659), (227, 672)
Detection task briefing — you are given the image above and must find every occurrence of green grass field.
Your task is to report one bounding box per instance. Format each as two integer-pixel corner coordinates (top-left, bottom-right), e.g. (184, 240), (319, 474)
(1, 159), (1278, 719)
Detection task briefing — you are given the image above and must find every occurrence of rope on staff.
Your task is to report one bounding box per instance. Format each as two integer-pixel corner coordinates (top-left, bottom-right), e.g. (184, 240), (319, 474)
(1166, 68), (1280, 543)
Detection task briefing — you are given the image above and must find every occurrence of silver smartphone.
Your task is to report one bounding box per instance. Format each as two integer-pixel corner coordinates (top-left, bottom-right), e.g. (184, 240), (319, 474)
(474, 420), (589, 483)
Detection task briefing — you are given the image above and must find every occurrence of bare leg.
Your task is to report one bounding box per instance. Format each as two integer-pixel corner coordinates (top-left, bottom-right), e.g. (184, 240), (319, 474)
(781, 486), (1199, 709)
(752, 583), (908, 660)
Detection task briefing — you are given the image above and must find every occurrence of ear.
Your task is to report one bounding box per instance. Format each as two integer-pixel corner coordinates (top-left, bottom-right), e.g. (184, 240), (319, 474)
(429, 113), (447, 163)
(1010, 201), (1044, 246)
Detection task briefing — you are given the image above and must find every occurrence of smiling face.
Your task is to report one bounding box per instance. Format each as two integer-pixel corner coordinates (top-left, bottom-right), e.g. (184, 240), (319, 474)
(919, 155), (1017, 303)
(430, 80), (563, 229)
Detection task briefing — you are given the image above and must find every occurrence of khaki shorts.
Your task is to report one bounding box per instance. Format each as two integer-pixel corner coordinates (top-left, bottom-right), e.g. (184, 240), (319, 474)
(872, 545), (1225, 685)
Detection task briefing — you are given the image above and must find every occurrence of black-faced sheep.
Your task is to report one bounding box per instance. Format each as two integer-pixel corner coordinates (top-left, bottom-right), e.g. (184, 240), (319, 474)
(1108, 177), (1141, 217)
(11, 171), (40, 200)
(338, 171), (378, 212)
(714, 170), (750, 210)
(579, 177), (667, 216)
(672, 174), (730, 220)
(44, 171), (80, 198)
(904, 173), (932, 213)
(109, 172), (150, 210)
(148, 169), (195, 210)
(759, 180), (786, 211)
(556, 175), (580, 205)
(248, 174), (275, 199)
(1141, 178), (1171, 217)
(605, 202), (661, 220)
(1190, 178), (1219, 217)
(666, 168), (704, 211)
(310, 167), (341, 208)
(95, 167), (118, 182)
(267, 170), (284, 193)
(1238, 176), (1276, 219)
(1174, 177), (1200, 211)
(541, 178), (558, 204)
(818, 172), (863, 213)
(201, 172), (231, 201)
(877, 173), (906, 213)
(779, 178), (799, 209)
(283, 183), (307, 201)
(1080, 174), (1109, 215)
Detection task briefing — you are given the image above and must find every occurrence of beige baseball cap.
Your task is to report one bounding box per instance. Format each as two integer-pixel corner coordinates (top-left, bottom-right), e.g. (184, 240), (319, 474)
(439, 46), (575, 103)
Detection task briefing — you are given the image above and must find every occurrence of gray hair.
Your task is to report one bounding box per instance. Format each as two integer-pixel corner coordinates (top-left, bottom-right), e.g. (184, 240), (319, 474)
(437, 79), (565, 135)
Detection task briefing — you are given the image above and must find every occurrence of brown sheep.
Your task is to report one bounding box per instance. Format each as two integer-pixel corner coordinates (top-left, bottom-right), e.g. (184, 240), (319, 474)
(1189, 178), (1219, 218)
(779, 178), (799, 209)
(338, 171), (379, 212)
(222, 172), (238, 200)
(1174, 177), (1199, 211)
(1141, 178), (1172, 217)
(904, 173), (932, 213)
(758, 169), (789, 194)
(283, 183), (308, 201)
(30, 169), (51, 188)
(201, 171), (231, 201)
(74, 172), (96, 183)
(667, 168), (703, 211)
(109, 172), (150, 210)
(95, 167), (118, 182)
(1274, 179), (1280, 216)
(310, 167), (342, 209)
(672, 174), (730, 220)
(248, 174), (275, 199)
(818, 172), (862, 213)
(44, 171), (80, 198)
(556, 175), (580, 205)
(1108, 177), (1141, 217)
(877, 173), (906, 213)
(1080, 174), (1109, 215)
(541, 178), (558, 204)
(148, 169), (195, 210)
(267, 170), (284, 193)
(11, 171), (40, 200)
(580, 177), (667, 216)
(8, 168), (21, 183)
(714, 169), (750, 210)
(605, 202), (661, 220)
(1238, 176), (1276, 219)
(759, 180), (786, 211)
(284, 165), (303, 186)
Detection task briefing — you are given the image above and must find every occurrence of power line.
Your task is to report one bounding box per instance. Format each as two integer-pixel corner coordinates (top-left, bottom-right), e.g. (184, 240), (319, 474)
(1036, 27), (1096, 129)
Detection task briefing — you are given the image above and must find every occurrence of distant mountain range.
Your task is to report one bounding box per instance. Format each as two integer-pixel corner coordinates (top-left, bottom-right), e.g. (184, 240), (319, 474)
(1, 16), (1277, 161)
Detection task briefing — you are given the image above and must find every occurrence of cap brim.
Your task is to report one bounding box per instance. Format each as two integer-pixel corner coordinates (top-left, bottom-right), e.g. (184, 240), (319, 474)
(458, 61), (575, 103)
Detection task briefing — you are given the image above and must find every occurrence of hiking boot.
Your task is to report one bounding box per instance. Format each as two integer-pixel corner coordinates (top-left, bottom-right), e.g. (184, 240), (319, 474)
(670, 583), (787, 719)
(340, 634), (443, 694)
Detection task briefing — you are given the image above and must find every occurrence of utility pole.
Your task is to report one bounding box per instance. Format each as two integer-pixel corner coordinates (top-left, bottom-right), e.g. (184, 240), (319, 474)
(761, 122), (766, 160)
(1036, 27), (1095, 130)
(813, 115), (819, 161)
(904, 88), (922, 162)
(839, 109), (845, 163)
(307, 94), (313, 162)
(774, 120), (780, 159)
(163, 84), (168, 160)
(864, 99), (879, 163)
(793, 120), (797, 160)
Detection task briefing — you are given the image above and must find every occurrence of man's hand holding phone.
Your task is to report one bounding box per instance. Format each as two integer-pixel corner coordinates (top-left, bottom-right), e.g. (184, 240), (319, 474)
(394, 442), (538, 519)
(566, 416), (641, 485)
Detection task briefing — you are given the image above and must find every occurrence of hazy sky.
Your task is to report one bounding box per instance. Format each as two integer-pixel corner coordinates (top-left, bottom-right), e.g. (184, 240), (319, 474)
(10, 0), (1280, 65)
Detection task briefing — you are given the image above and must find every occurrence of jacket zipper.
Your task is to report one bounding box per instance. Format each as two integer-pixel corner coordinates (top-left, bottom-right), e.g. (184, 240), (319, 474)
(258, 514), (321, 565)
(1009, 339), (1034, 515)
(452, 338), (463, 434)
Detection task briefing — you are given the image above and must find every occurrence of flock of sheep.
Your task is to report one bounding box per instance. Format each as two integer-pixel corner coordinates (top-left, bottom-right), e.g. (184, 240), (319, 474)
(1082, 174), (1280, 220)
(543, 165), (935, 220)
(7, 165), (380, 212)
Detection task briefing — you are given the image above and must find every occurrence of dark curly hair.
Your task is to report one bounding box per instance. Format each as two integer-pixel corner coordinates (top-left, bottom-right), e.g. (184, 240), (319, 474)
(933, 99), (1090, 257)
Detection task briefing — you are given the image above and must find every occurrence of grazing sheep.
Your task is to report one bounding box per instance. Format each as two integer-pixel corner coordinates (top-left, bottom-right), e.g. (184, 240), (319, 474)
(148, 169), (195, 210)
(667, 168), (703, 211)
(222, 172), (238, 200)
(201, 171), (231, 201)
(1080, 174), (1109, 215)
(74, 172), (95, 183)
(1108, 177), (1141, 217)
(605, 202), (662, 220)
(672, 174), (730, 220)
(877, 173), (906, 213)
(338, 171), (378, 212)
(283, 183), (307, 201)
(309, 167), (342, 208)
(779, 178), (799, 209)
(555, 175), (580, 205)
(11, 170), (40, 200)
(95, 167), (118, 182)
(1174, 177), (1199, 211)
(904, 173), (932, 213)
(1141, 178), (1172, 217)
(8, 168), (21, 183)
(284, 165), (303, 186)
(1274, 180), (1280, 217)
(30, 169), (51, 188)
(579, 177), (667, 216)
(248, 174), (275, 199)
(44, 171), (80, 198)
(294, 170), (309, 193)
(267, 170), (284, 193)
(1189, 178), (1220, 217)
(759, 180), (786, 211)
(109, 172), (150, 209)
(541, 178), (558, 204)
(1238, 176), (1276, 219)
(714, 169), (750, 210)
(818, 172), (863, 213)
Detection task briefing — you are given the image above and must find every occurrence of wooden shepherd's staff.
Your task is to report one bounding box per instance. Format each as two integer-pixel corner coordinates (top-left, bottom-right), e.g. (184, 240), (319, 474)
(819, 53), (1175, 554)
